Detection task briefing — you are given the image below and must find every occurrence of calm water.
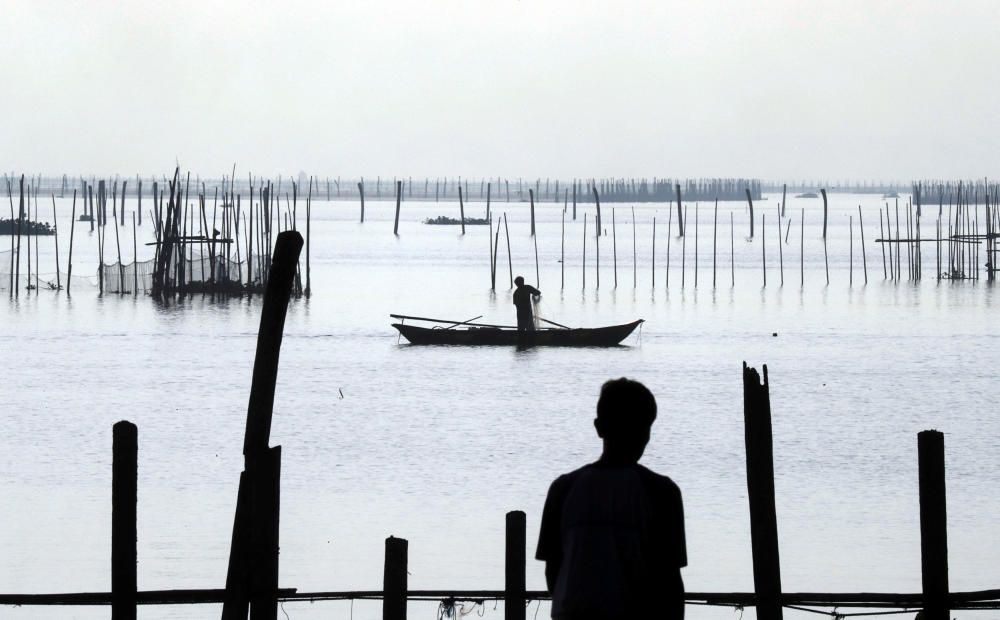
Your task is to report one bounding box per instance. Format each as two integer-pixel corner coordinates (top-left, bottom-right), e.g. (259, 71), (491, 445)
(1, 192), (998, 619)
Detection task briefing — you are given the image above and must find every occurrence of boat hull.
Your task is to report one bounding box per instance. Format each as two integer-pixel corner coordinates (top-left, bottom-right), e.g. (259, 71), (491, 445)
(392, 320), (642, 347)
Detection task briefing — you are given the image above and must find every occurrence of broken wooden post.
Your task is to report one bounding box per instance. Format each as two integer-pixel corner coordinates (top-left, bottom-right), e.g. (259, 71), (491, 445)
(529, 188), (535, 236)
(592, 186), (602, 238)
(67, 190), (77, 294)
(458, 184), (466, 235)
(918, 430), (949, 620)
(505, 511), (526, 620)
(222, 231), (302, 620)
(394, 180), (402, 236)
(676, 183), (684, 236)
(742, 363), (783, 620)
(746, 188), (755, 238)
(112, 420), (137, 620)
(358, 181), (365, 223)
(384, 536), (408, 620)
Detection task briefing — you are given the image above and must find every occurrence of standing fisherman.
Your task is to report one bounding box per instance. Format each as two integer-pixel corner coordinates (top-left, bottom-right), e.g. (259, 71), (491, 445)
(512, 275), (541, 330)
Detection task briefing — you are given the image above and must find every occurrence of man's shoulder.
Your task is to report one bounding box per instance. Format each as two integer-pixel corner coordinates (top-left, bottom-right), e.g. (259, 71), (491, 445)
(635, 464), (682, 498)
(549, 463), (596, 490)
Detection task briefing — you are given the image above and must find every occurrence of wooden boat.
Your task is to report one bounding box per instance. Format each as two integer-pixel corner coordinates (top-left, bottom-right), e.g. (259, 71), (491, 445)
(391, 314), (643, 347)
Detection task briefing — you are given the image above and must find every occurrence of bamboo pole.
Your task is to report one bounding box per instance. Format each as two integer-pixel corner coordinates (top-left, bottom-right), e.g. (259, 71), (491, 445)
(51, 195), (61, 290)
(132, 212), (138, 294)
(731, 211), (735, 287)
(651, 216), (656, 288)
(358, 181), (365, 223)
(850, 215), (854, 286)
(560, 209), (565, 290)
(503, 213), (513, 288)
(492, 218), (501, 291)
(682, 206), (687, 287)
(880, 208), (888, 279)
(394, 180), (403, 236)
(666, 206), (672, 287)
(776, 206), (783, 286)
(533, 228), (540, 288)
(612, 208), (618, 288)
(676, 183), (684, 236)
(800, 209), (804, 287)
(529, 188), (535, 237)
(762, 212), (766, 287)
(632, 208), (638, 288)
(67, 190), (76, 294)
(694, 204), (699, 287)
(713, 200), (719, 288)
(859, 206), (868, 284)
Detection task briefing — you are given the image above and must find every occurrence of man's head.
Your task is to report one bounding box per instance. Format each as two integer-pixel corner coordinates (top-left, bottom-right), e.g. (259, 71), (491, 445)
(594, 378), (657, 463)
(514, 276), (525, 287)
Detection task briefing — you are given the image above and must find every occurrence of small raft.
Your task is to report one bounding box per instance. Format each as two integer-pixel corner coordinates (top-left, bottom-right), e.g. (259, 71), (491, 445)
(391, 314), (643, 347)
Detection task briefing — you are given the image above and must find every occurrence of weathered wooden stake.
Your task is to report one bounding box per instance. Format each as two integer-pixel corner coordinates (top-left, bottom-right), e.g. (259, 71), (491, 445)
(651, 216), (656, 288)
(560, 209), (565, 290)
(529, 189), (536, 237)
(858, 206), (868, 284)
(918, 430), (949, 620)
(358, 181), (365, 223)
(800, 209), (804, 287)
(503, 213), (513, 288)
(731, 211), (735, 287)
(612, 208), (618, 288)
(394, 180), (402, 236)
(713, 200), (718, 288)
(666, 206), (673, 287)
(761, 213), (766, 286)
(743, 363), (783, 620)
(781, 183), (787, 218)
(776, 206), (783, 286)
(632, 208), (638, 288)
(132, 212), (138, 294)
(112, 420), (137, 620)
(384, 536), (408, 620)
(458, 184), (466, 235)
(694, 204), (699, 287)
(67, 190), (77, 294)
(51, 195), (61, 290)
(676, 183), (684, 236)
(583, 214), (587, 290)
(682, 206), (687, 287)
(746, 188), (755, 238)
(505, 511), (526, 620)
(222, 231), (301, 620)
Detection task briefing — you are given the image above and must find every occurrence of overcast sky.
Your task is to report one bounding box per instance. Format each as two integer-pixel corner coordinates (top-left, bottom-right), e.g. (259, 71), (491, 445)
(3, 0), (998, 180)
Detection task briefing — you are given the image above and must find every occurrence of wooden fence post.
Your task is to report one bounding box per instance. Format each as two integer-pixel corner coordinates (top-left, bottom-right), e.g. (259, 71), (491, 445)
(112, 420), (137, 620)
(918, 430), (949, 620)
(505, 511), (526, 620)
(384, 536), (408, 620)
(394, 180), (402, 236)
(223, 231), (302, 620)
(742, 363), (783, 620)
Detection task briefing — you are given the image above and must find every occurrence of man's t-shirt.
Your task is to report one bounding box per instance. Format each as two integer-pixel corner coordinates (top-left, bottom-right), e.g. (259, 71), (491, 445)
(513, 285), (540, 319)
(536, 462), (686, 619)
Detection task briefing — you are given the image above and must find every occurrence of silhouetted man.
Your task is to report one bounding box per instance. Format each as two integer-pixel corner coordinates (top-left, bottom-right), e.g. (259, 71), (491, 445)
(536, 378), (686, 619)
(512, 275), (541, 330)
